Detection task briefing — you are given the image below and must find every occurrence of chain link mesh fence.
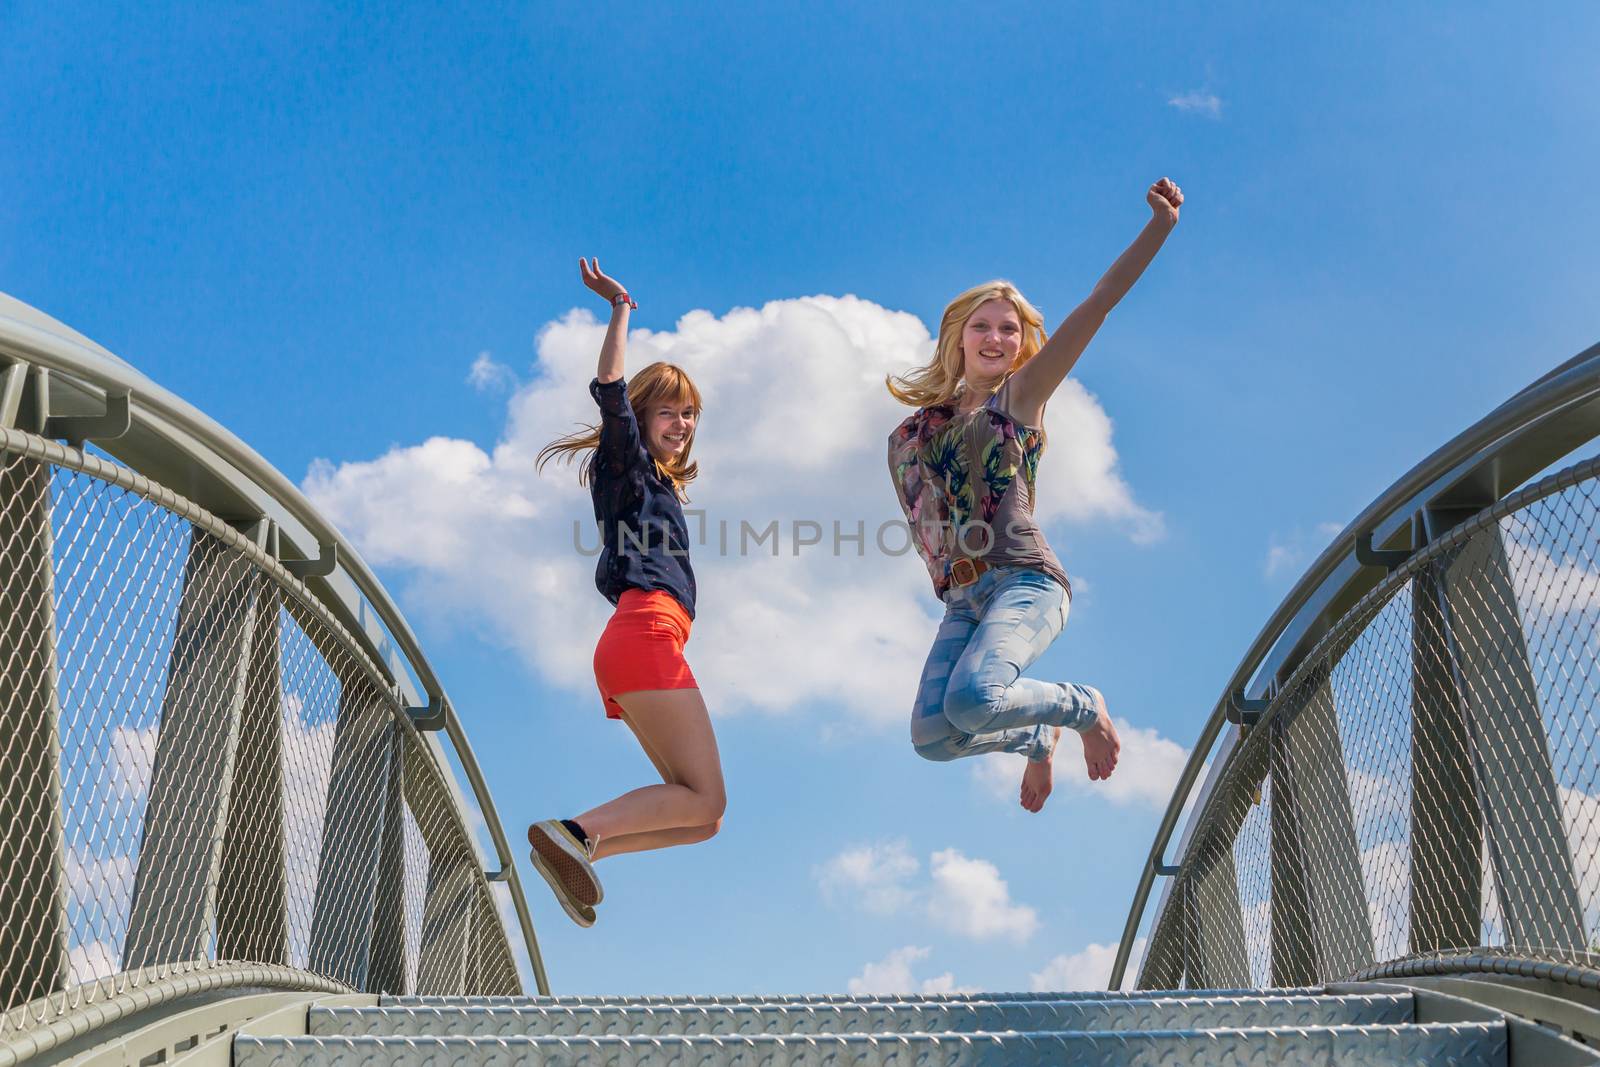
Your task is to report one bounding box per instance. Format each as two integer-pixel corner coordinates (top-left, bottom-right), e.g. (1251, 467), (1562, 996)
(1139, 453), (1600, 991)
(0, 439), (521, 1040)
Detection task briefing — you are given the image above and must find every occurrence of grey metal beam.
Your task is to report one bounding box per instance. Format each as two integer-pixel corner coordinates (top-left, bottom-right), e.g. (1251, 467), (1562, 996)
(367, 731), (408, 995)
(1269, 714), (1319, 987)
(124, 531), (261, 969)
(1282, 671), (1375, 979)
(1188, 840), (1251, 988)
(416, 859), (475, 996)
(1442, 525), (1586, 950)
(0, 455), (68, 1008)
(307, 677), (399, 989)
(216, 585), (289, 965)
(1410, 565), (1483, 954)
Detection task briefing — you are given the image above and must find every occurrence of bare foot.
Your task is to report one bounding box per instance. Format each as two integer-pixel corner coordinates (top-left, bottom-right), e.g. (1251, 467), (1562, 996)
(1019, 727), (1062, 813)
(1081, 688), (1121, 781)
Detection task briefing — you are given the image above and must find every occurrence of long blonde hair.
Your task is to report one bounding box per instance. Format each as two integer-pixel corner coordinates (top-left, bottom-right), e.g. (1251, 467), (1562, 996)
(536, 361), (702, 495)
(886, 280), (1047, 408)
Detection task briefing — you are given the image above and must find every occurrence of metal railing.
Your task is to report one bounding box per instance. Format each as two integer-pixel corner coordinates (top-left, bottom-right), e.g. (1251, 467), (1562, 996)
(1114, 341), (1600, 992)
(0, 293), (545, 1061)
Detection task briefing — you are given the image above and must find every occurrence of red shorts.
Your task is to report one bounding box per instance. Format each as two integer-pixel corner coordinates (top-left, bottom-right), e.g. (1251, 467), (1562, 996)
(593, 589), (698, 719)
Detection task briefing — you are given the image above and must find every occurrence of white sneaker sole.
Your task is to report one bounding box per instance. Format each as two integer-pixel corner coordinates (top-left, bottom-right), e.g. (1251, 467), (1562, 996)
(527, 820), (604, 907)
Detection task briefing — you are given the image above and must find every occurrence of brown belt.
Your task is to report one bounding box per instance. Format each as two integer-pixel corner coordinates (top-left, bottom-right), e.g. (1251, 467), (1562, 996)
(949, 558), (991, 588)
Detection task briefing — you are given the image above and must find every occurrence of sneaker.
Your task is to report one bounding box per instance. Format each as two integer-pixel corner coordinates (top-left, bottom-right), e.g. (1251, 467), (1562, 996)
(552, 888), (597, 929)
(527, 819), (604, 909)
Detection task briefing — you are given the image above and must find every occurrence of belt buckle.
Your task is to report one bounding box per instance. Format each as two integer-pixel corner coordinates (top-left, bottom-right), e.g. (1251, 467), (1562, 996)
(951, 559), (977, 587)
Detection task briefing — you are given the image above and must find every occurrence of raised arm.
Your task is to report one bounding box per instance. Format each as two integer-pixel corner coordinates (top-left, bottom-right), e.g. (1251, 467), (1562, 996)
(581, 257), (637, 384)
(1008, 179), (1184, 423)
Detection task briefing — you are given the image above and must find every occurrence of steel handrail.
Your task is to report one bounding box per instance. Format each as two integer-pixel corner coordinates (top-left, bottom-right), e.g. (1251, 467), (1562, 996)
(0, 304), (549, 995)
(1110, 340), (1600, 989)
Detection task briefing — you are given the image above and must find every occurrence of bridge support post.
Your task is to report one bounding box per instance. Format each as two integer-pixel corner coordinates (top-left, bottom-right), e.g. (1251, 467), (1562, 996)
(0, 455), (69, 1007)
(124, 531), (262, 969)
(1269, 712), (1319, 986)
(1188, 838), (1250, 987)
(417, 857), (475, 995)
(1438, 525), (1585, 950)
(1409, 566), (1483, 954)
(215, 580), (290, 965)
(308, 676), (404, 989)
(1280, 669), (1375, 979)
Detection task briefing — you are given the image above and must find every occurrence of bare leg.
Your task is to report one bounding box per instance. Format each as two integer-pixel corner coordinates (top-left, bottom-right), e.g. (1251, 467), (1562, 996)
(587, 707), (721, 860)
(1018, 688), (1122, 811)
(1019, 727), (1061, 813)
(1078, 687), (1121, 781)
(574, 688), (726, 849)
(592, 822), (722, 860)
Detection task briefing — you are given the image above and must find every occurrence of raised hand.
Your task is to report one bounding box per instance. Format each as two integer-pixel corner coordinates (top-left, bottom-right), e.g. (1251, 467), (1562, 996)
(580, 257), (637, 309)
(1147, 177), (1183, 226)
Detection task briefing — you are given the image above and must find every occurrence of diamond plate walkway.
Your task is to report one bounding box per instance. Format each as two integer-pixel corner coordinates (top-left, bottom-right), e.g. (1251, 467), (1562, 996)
(226, 988), (1523, 1066)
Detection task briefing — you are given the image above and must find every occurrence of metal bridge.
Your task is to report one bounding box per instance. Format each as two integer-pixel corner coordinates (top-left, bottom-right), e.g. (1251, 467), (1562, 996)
(1, 289), (1597, 1064)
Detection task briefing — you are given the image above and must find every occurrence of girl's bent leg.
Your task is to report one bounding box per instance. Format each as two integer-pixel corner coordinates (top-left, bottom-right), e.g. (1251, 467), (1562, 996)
(592, 822), (722, 860)
(910, 596), (1055, 763)
(576, 688), (726, 851)
(942, 572), (1098, 737)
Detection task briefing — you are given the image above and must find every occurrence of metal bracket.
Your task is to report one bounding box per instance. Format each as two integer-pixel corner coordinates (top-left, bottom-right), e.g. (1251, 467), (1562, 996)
(1226, 689), (1269, 727)
(1155, 864), (1183, 877)
(45, 391), (133, 448)
(485, 867), (511, 883)
(407, 695), (448, 732)
(283, 542), (337, 579)
(0, 361), (30, 429)
(1355, 529), (1414, 571)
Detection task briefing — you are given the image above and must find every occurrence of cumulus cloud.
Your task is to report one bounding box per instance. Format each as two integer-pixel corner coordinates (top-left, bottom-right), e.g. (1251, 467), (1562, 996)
(847, 945), (975, 995)
(816, 842), (1037, 943)
(305, 296), (1162, 724)
(108, 723), (158, 802)
(68, 939), (121, 984)
(928, 849), (1039, 942)
(971, 717), (1191, 810)
(1031, 937), (1146, 992)
(467, 352), (518, 393)
(814, 840), (921, 914)
(1264, 522), (1345, 581)
(1167, 91), (1223, 118)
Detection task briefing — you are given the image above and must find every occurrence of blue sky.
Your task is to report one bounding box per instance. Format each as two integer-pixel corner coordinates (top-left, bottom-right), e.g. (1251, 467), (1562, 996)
(6, 3), (1599, 994)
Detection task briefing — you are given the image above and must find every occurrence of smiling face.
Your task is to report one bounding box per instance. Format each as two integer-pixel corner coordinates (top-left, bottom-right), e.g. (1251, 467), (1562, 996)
(960, 297), (1024, 393)
(643, 398), (697, 463)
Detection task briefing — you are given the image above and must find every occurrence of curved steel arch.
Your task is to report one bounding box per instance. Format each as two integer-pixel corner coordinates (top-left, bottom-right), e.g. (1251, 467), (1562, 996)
(0, 292), (548, 1061)
(1114, 340), (1600, 989)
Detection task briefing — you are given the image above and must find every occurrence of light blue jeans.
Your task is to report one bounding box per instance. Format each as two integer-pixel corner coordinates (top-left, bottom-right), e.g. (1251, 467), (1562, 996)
(911, 566), (1100, 764)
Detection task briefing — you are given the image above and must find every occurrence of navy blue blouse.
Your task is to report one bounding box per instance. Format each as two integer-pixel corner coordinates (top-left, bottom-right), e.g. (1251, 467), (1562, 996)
(587, 376), (697, 619)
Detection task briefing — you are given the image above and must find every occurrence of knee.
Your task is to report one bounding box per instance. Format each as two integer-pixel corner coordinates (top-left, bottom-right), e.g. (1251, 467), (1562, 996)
(942, 677), (1002, 735)
(912, 737), (961, 763)
(696, 786), (727, 825)
(911, 718), (966, 762)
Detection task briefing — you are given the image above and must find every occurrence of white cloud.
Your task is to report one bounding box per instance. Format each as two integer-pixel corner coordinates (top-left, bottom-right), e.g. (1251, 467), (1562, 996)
(971, 717), (1191, 810)
(1264, 522), (1344, 581)
(814, 840), (920, 914)
(68, 939), (121, 984)
(847, 945), (975, 995)
(1031, 937), (1146, 992)
(927, 849), (1038, 942)
(1501, 523), (1600, 625)
(1167, 91), (1223, 118)
(304, 296), (1161, 724)
(108, 724), (158, 801)
(816, 843), (1038, 943)
(467, 352), (517, 393)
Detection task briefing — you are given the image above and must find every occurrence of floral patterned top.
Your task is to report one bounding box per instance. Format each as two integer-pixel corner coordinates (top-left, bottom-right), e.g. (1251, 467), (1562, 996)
(888, 377), (1071, 601)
